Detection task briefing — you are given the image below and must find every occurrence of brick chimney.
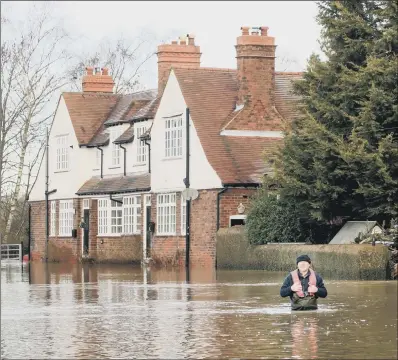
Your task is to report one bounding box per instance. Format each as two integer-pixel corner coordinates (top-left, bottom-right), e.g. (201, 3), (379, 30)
(157, 34), (201, 96)
(236, 26), (276, 107)
(82, 67), (115, 93)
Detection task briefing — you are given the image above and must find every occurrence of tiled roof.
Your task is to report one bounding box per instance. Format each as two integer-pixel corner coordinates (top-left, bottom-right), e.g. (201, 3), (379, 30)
(114, 125), (134, 144)
(76, 173), (150, 195)
(104, 89), (157, 126)
(274, 72), (302, 121)
(63, 93), (120, 145)
(86, 132), (109, 147)
(174, 67), (300, 184)
(63, 90), (157, 145)
(130, 97), (161, 121)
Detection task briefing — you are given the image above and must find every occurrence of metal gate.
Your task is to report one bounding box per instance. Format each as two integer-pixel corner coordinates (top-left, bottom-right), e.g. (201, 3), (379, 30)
(1, 244), (22, 261)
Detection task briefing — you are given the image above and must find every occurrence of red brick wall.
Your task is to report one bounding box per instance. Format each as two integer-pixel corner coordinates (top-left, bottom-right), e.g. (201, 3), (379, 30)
(150, 190), (219, 267)
(219, 188), (257, 228)
(96, 235), (142, 263)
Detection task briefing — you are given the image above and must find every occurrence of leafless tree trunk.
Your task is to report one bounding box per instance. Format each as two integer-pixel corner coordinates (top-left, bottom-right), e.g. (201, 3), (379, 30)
(1, 5), (72, 242)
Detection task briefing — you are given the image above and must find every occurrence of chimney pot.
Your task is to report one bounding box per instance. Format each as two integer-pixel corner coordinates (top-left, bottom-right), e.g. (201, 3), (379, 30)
(86, 67), (94, 76)
(260, 26), (269, 36)
(171, 40), (178, 45)
(241, 26), (250, 36)
(102, 67), (109, 76)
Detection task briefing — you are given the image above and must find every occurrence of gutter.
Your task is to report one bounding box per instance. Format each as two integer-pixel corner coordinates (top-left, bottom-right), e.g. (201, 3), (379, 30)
(76, 187), (151, 197)
(222, 183), (260, 188)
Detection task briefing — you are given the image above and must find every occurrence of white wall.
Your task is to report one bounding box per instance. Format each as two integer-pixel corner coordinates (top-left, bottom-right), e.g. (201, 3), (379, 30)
(151, 70), (222, 192)
(30, 96), (94, 201)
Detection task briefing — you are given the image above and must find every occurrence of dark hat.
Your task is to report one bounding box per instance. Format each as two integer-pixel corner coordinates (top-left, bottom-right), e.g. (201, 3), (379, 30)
(296, 255), (311, 264)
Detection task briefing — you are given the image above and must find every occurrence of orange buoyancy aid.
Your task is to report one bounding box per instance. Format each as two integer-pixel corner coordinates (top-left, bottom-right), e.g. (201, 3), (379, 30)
(290, 269), (317, 297)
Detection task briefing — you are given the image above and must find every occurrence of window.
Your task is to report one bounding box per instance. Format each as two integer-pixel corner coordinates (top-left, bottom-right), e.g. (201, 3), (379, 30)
(110, 200), (123, 234)
(157, 193), (176, 235)
(229, 215), (246, 227)
(110, 127), (122, 166)
(98, 199), (108, 235)
(56, 135), (69, 171)
(181, 200), (186, 235)
(123, 195), (141, 234)
(50, 201), (56, 236)
(165, 116), (183, 158)
(59, 200), (74, 236)
(136, 126), (147, 163)
(83, 199), (90, 209)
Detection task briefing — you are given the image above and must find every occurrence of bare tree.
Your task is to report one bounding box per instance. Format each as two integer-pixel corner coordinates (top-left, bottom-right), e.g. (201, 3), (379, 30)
(68, 36), (156, 94)
(1, 4), (72, 242)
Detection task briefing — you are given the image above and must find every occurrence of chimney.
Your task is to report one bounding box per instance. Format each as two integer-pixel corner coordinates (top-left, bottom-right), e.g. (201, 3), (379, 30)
(82, 67), (115, 93)
(236, 26), (276, 107)
(157, 34), (201, 96)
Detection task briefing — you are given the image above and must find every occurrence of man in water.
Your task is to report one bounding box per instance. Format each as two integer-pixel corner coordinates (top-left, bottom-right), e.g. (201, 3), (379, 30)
(280, 255), (327, 310)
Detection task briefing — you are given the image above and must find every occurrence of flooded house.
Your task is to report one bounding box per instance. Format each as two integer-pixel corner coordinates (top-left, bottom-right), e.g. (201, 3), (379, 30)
(28, 26), (301, 266)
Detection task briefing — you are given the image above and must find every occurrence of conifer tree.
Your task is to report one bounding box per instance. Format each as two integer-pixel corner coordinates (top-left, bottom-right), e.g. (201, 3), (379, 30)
(273, 0), (397, 223)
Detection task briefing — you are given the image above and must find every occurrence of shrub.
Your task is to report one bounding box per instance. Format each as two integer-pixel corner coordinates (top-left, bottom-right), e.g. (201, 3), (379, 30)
(246, 191), (307, 245)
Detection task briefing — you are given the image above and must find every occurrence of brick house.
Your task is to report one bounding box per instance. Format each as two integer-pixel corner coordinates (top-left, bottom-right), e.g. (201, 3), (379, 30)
(29, 26), (301, 266)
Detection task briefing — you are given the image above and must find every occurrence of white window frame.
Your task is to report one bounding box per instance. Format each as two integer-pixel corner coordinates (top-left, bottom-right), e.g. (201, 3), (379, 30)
(229, 215), (247, 227)
(110, 127), (122, 167)
(123, 195), (141, 234)
(50, 201), (56, 236)
(135, 125), (147, 164)
(181, 199), (186, 235)
(164, 116), (183, 158)
(110, 200), (123, 234)
(59, 200), (74, 236)
(98, 199), (108, 235)
(55, 135), (69, 171)
(157, 193), (176, 235)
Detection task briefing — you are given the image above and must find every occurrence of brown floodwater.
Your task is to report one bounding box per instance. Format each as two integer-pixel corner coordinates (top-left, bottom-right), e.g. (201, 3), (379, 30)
(1, 262), (397, 359)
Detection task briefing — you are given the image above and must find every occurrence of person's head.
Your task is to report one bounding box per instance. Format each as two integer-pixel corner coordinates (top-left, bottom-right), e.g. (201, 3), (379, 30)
(296, 255), (311, 273)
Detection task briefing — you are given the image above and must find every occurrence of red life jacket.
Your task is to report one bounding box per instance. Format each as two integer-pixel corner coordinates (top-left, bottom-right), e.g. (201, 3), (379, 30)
(291, 269), (317, 297)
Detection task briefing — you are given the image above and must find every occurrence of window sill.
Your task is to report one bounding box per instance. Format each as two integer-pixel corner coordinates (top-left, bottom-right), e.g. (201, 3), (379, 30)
(97, 234), (122, 237)
(58, 235), (72, 238)
(108, 166), (121, 169)
(156, 233), (177, 237)
(93, 168), (100, 171)
(54, 170), (70, 174)
(133, 163), (147, 167)
(162, 157), (183, 162)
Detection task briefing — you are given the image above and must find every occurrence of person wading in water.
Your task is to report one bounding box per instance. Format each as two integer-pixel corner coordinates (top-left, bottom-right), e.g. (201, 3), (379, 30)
(280, 255), (327, 310)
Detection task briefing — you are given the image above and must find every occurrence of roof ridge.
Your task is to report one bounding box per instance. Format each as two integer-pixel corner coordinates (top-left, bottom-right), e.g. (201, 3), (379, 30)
(174, 67), (236, 73)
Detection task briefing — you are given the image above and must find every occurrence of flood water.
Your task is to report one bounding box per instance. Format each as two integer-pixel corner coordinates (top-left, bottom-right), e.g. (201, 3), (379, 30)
(1, 262), (397, 359)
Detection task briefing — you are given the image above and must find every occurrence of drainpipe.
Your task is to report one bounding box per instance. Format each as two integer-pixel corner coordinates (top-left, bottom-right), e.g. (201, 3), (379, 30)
(185, 107), (191, 269)
(144, 139), (151, 173)
(45, 127), (49, 261)
(217, 187), (228, 231)
(119, 144), (127, 176)
(28, 202), (31, 262)
(96, 146), (103, 179)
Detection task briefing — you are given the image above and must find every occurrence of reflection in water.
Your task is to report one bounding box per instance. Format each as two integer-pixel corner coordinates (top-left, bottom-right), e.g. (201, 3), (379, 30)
(291, 317), (318, 359)
(1, 262), (397, 359)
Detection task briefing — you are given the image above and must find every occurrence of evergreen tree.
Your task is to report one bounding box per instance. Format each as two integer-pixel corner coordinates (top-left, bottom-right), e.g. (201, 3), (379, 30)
(272, 0), (397, 224)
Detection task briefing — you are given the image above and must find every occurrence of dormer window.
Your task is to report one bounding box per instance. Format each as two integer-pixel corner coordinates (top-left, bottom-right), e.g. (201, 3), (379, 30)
(136, 124), (147, 164)
(110, 127), (122, 166)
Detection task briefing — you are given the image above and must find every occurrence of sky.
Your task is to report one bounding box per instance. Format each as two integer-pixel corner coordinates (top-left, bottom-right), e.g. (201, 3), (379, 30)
(1, 1), (323, 192)
(4, 1), (323, 89)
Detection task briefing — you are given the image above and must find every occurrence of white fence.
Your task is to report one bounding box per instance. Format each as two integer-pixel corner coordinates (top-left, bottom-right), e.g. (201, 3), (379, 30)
(1, 244), (22, 261)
